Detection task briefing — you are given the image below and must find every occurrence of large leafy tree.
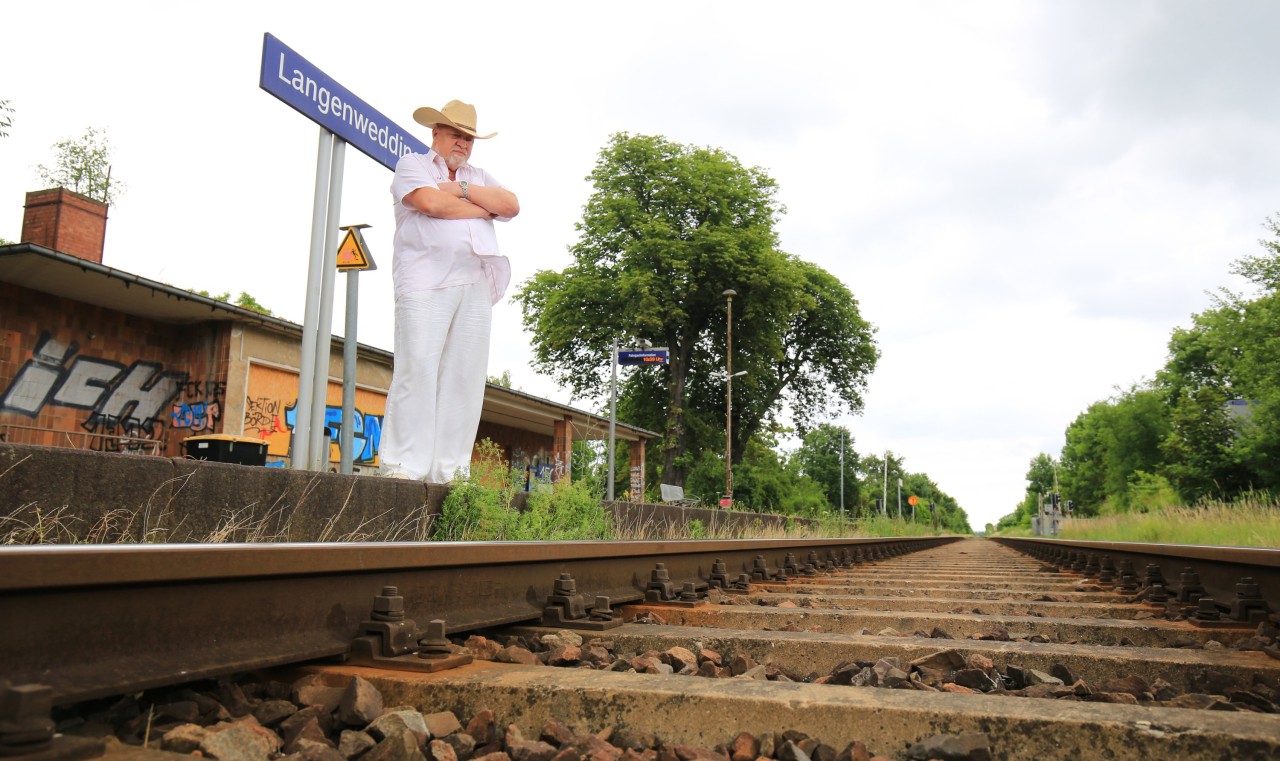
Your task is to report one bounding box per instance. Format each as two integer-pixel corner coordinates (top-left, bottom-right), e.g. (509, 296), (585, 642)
(35, 126), (126, 204)
(1058, 388), (1169, 513)
(518, 133), (878, 486)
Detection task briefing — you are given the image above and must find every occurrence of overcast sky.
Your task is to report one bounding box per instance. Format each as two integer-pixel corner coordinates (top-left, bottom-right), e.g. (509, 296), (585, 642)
(3, 1), (1278, 529)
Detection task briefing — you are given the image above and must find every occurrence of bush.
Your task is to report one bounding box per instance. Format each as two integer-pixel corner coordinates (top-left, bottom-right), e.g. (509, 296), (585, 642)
(434, 440), (615, 541)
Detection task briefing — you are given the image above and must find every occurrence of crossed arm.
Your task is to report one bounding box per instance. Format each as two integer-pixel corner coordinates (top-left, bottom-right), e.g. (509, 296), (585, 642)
(404, 182), (520, 220)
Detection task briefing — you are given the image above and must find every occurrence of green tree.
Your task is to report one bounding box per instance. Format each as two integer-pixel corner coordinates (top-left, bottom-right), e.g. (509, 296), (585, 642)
(728, 436), (828, 517)
(35, 127), (126, 204)
(793, 423), (856, 513)
(194, 289), (273, 316)
(1058, 388), (1170, 513)
(855, 450), (905, 517)
(517, 133), (877, 486)
(487, 370), (514, 388)
(1025, 452), (1057, 495)
(1229, 212), (1280, 291)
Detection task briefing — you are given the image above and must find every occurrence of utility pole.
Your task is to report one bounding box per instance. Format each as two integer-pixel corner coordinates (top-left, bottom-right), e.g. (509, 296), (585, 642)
(882, 451), (888, 516)
(839, 430), (845, 519)
(723, 289), (737, 503)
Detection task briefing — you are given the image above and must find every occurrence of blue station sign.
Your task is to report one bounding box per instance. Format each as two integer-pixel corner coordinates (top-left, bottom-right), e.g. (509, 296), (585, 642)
(259, 33), (427, 171)
(618, 348), (670, 365)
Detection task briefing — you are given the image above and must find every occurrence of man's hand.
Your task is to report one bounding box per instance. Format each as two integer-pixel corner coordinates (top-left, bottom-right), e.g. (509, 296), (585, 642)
(405, 186), (492, 219)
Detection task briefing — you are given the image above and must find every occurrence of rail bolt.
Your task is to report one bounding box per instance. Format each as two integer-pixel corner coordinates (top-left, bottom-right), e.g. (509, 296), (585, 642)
(0, 682), (55, 755)
(372, 586), (406, 622)
(417, 619), (452, 659)
(1177, 568), (1206, 604)
(589, 596), (614, 621)
(680, 582), (700, 602)
(646, 563), (677, 601)
(554, 573), (577, 596)
(1194, 597), (1221, 622)
(1230, 577), (1270, 622)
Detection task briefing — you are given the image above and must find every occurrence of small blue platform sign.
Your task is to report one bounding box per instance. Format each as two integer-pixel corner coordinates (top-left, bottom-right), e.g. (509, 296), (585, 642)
(259, 33), (427, 171)
(618, 349), (669, 365)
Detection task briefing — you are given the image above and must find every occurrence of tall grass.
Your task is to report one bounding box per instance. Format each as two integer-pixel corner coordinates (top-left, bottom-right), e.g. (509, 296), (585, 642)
(1057, 493), (1280, 547)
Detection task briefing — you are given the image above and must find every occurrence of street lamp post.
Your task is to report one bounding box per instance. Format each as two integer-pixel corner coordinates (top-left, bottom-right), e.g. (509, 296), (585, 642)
(606, 339), (618, 501)
(723, 289), (737, 503)
(839, 430), (845, 519)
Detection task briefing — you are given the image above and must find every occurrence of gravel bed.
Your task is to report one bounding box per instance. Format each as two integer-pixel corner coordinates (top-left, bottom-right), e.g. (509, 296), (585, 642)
(460, 617), (1280, 714)
(50, 674), (995, 761)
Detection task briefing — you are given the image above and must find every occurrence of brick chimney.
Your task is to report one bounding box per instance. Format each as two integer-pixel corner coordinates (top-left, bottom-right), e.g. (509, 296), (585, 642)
(21, 187), (109, 263)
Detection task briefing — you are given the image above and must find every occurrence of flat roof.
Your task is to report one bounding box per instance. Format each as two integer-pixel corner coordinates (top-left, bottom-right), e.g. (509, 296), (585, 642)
(0, 243), (656, 442)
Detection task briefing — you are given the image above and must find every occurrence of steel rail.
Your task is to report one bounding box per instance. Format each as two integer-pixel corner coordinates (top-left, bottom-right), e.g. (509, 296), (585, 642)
(992, 536), (1280, 614)
(0, 536), (954, 706)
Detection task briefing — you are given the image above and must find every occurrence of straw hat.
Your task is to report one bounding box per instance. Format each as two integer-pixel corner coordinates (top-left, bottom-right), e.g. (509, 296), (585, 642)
(412, 100), (497, 139)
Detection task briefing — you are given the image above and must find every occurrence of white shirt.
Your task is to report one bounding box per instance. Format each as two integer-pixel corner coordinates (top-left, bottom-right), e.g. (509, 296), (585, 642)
(389, 151), (512, 303)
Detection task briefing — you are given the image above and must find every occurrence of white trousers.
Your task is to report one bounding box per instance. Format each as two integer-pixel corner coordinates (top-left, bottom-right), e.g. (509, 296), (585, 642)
(379, 282), (491, 483)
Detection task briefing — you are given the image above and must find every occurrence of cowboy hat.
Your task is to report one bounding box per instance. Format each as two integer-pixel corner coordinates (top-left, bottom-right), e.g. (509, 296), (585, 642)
(412, 100), (497, 139)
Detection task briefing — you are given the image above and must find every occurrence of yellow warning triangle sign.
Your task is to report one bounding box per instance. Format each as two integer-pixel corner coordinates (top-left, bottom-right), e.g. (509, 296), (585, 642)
(336, 226), (376, 271)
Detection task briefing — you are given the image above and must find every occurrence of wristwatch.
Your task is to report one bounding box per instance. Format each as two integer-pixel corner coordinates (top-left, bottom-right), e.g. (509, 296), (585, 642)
(459, 180), (470, 199)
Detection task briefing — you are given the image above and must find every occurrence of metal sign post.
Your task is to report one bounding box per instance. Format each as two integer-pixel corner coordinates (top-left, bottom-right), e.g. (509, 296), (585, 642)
(607, 344), (667, 501)
(336, 226), (376, 474)
(258, 33), (426, 471)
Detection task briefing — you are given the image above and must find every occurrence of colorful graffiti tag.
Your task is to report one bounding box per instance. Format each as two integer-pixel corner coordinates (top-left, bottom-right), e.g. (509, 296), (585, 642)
(282, 403), (384, 464)
(244, 363), (387, 466)
(1, 332), (186, 450)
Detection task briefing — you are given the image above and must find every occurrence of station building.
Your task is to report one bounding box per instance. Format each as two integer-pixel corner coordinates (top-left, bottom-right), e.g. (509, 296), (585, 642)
(0, 188), (653, 493)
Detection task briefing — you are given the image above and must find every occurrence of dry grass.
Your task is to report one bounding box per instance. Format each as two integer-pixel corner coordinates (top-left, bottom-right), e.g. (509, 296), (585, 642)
(1, 455), (947, 545)
(1058, 494), (1280, 548)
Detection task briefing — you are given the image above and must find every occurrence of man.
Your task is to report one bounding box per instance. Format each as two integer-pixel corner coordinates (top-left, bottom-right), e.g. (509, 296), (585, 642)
(379, 100), (519, 482)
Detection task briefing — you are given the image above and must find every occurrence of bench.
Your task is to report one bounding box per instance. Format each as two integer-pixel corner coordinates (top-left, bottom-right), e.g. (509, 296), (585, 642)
(660, 483), (700, 507)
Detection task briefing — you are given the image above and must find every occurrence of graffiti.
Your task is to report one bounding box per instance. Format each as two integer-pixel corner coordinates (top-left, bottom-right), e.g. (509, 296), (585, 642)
(84, 416), (159, 454)
(1, 332), (186, 439)
(244, 396), (285, 437)
(518, 448), (568, 490)
(171, 400), (222, 432)
(171, 379), (225, 433)
(182, 380), (227, 400)
(284, 402), (384, 464)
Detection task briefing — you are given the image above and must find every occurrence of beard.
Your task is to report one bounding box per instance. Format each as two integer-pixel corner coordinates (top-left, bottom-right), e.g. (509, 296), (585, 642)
(445, 151), (468, 170)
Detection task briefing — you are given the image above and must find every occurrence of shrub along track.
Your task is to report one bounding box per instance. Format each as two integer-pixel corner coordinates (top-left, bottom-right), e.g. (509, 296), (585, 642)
(2, 536), (1279, 760)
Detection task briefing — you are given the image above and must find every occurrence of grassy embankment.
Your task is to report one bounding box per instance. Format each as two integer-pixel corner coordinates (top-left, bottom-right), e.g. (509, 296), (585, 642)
(1000, 494), (1280, 548)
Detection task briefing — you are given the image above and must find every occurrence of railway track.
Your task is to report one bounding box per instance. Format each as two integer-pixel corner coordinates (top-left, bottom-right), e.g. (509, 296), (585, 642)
(3, 536), (1279, 760)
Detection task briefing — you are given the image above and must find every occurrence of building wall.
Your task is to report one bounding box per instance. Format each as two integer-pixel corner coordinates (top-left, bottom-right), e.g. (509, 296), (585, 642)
(1, 281), (610, 484)
(0, 282), (229, 457)
(476, 419), (561, 488)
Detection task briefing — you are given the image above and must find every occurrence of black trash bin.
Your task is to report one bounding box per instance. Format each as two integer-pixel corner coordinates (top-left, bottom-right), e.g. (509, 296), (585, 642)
(184, 434), (269, 466)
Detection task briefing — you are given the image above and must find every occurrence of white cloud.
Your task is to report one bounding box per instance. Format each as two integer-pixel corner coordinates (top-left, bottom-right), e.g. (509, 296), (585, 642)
(2, 0), (1277, 530)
